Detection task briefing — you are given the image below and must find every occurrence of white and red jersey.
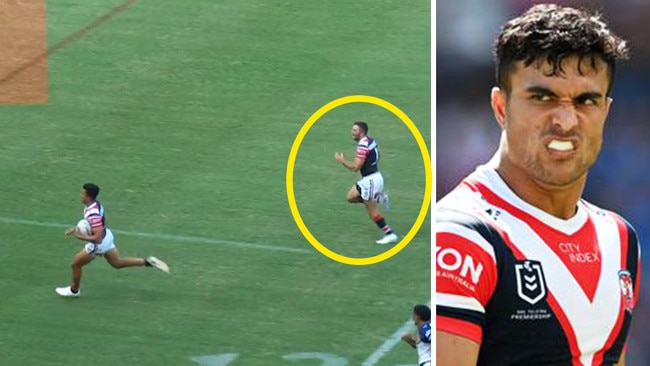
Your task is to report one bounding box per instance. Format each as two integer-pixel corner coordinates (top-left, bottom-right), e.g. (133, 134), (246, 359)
(356, 136), (379, 177)
(83, 201), (106, 235)
(436, 164), (641, 366)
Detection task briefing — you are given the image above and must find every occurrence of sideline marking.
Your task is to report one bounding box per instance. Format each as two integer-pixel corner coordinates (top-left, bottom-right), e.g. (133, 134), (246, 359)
(286, 95), (432, 265)
(190, 353), (238, 366)
(0, 216), (309, 254)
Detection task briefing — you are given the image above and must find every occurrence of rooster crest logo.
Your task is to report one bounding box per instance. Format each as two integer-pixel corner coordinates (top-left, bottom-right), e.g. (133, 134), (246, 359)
(618, 269), (634, 314)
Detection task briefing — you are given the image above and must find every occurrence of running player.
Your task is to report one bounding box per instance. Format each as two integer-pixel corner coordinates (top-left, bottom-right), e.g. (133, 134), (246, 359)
(401, 304), (431, 366)
(335, 121), (397, 245)
(436, 4), (640, 366)
(56, 183), (170, 297)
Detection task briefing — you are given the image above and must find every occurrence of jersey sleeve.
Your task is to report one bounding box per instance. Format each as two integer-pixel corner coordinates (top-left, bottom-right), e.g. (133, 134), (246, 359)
(85, 209), (104, 228)
(355, 141), (369, 160)
(86, 213), (103, 228)
(436, 219), (498, 345)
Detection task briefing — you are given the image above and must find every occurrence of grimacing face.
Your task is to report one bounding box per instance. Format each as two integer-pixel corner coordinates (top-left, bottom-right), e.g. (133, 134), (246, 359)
(491, 55), (612, 187)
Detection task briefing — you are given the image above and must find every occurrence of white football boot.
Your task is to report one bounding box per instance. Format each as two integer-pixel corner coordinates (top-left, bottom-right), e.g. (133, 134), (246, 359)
(145, 256), (170, 273)
(55, 286), (80, 297)
(376, 233), (399, 245)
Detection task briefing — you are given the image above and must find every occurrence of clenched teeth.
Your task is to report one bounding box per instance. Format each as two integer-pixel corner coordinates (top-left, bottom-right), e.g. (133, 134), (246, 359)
(548, 140), (574, 151)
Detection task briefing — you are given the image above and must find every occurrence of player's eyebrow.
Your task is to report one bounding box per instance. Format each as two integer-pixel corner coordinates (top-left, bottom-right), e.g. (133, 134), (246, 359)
(525, 86), (557, 97)
(526, 86), (604, 101)
(574, 91), (604, 101)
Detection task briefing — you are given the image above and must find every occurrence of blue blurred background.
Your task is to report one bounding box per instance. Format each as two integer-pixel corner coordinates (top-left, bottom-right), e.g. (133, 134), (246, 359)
(436, 0), (650, 363)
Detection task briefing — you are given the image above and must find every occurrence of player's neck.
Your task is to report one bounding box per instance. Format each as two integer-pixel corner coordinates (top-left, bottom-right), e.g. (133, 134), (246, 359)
(491, 155), (585, 220)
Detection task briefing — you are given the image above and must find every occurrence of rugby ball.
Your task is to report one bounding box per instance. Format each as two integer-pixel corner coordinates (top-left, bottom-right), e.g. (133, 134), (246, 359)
(76, 219), (92, 235)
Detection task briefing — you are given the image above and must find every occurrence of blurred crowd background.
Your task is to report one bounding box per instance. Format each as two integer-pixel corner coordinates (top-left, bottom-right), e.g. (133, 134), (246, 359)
(437, 0), (650, 363)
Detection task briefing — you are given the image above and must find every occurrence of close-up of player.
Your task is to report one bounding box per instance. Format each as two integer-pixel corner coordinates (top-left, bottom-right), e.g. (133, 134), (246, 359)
(436, 4), (641, 366)
(335, 121), (397, 245)
(55, 183), (170, 297)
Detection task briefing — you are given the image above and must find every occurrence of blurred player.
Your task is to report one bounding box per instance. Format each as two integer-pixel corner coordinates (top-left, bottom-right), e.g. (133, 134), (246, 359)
(401, 304), (431, 366)
(436, 4), (640, 366)
(55, 183), (170, 297)
(335, 121), (397, 245)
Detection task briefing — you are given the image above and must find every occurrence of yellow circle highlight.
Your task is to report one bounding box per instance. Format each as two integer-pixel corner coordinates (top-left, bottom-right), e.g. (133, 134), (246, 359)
(286, 95), (432, 266)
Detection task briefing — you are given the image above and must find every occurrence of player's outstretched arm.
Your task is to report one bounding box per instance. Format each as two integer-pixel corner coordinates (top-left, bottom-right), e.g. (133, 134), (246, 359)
(334, 152), (364, 172)
(400, 333), (417, 348)
(437, 330), (479, 366)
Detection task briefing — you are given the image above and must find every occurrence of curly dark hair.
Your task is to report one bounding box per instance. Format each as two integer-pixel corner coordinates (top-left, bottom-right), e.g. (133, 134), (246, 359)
(494, 4), (630, 94)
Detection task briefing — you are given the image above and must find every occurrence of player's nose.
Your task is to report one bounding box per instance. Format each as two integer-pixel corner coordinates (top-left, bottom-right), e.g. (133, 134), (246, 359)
(551, 104), (579, 132)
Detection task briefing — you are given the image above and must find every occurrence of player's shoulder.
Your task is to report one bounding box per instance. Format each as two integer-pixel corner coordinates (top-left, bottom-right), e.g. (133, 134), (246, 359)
(87, 201), (99, 207)
(419, 321), (432, 342)
(437, 181), (490, 225)
(437, 163), (500, 213)
(581, 199), (639, 238)
(436, 171), (515, 260)
(357, 136), (374, 146)
(438, 190), (504, 256)
(580, 199), (641, 263)
(421, 321), (431, 333)
(84, 200), (104, 214)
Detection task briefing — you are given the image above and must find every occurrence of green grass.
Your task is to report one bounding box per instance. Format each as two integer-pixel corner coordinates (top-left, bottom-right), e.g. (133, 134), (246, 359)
(0, 1), (430, 365)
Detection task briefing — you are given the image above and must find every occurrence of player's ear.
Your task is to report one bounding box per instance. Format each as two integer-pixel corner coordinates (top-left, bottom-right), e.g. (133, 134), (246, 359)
(491, 87), (507, 129)
(605, 96), (613, 115)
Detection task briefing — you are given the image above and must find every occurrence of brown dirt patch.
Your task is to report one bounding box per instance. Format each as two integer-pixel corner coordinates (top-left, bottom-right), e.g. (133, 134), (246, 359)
(0, 0), (48, 104)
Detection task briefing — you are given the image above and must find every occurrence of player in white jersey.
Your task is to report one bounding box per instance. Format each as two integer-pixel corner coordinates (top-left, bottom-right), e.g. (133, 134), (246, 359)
(55, 183), (170, 297)
(335, 121), (397, 245)
(401, 304), (431, 366)
(436, 4), (640, 366)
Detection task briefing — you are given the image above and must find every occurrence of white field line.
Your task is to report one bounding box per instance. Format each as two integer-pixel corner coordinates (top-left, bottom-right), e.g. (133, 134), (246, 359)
(0, 216), (310, 254)
(361, 301), (432, 366)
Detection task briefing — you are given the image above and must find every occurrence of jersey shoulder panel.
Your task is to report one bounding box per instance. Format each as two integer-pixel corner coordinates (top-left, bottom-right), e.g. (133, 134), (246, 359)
(357, 136), (370, 147)
(418, 322), (431, 343)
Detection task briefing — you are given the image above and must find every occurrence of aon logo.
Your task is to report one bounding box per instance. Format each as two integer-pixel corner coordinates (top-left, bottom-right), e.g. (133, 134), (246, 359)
(436, 246), (484, 285)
